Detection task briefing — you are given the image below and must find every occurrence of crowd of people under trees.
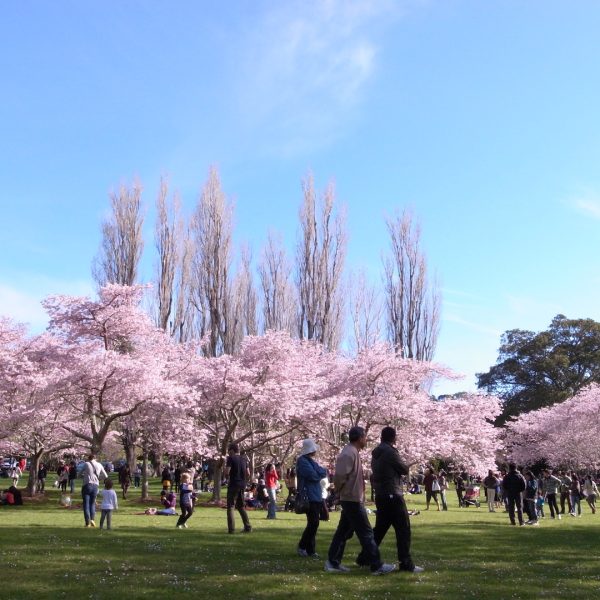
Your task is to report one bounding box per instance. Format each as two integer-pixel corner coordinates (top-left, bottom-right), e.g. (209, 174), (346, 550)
(4, 423), (600, 577)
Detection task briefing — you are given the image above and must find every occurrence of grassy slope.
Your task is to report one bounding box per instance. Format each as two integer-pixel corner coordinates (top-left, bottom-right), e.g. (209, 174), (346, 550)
(1, 478), (599, 600)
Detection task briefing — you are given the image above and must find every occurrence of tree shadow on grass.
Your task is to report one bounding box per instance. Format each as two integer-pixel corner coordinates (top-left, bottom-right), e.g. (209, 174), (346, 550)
(2, 515), (600, 600)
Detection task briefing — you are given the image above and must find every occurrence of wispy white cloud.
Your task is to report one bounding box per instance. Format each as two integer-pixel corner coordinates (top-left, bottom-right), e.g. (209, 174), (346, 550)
(443, 313), (502, 338)
(233, 0), (399, 156)
(568, 190), (600, 220)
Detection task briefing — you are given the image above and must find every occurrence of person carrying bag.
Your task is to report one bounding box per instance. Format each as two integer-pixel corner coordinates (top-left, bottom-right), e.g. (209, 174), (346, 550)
(295, 439), (327, 558)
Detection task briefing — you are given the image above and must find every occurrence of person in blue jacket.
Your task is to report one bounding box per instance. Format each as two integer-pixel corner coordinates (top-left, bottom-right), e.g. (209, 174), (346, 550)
(296, 439), (327, 558)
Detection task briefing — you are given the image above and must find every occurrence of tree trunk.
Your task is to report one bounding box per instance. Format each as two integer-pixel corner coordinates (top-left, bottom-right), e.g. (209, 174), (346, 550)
(26, 451), (44, 497)
(212, 462), (222, 502)
(149, 450), (161, 477)
(141, 448), (149, 502)
(123, 434), (137, 473)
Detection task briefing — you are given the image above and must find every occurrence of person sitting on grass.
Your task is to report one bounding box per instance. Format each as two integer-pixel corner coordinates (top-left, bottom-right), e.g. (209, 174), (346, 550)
(255, 479), (268, 509)
(140, 490), (178, 516)
(245, 483), (259, 508)
(1, 486), (23, 506)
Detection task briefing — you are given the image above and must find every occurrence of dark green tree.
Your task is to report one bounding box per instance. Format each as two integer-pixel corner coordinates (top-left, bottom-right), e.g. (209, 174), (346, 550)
(477, 315), (600, 423)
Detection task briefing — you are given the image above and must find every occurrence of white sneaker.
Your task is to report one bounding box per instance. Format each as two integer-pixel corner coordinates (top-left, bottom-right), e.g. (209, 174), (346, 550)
(411, 566), (425, 573)
(324, 560), (350, 573)
(557, 514), (561, 520)
(297, 548), (309, 557)
(531, 521), (539, 526)
(372, 563), (397, 576)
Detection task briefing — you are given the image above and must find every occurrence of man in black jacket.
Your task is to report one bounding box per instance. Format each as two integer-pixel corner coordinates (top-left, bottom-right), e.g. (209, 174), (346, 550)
(356, 427), (423, 573)
(502, 463), (526, 526)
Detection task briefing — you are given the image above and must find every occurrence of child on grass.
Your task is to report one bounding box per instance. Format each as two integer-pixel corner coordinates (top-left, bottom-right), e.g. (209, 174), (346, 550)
(100, 478), (118, 530)
(176, 473), (196, 529)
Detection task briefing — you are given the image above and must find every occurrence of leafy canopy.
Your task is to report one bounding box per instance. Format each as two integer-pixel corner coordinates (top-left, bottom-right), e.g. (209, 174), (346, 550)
(477, 314), (600, 422)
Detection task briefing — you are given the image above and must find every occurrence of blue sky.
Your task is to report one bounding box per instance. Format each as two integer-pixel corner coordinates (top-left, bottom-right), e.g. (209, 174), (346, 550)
(2, 1), (600, 393)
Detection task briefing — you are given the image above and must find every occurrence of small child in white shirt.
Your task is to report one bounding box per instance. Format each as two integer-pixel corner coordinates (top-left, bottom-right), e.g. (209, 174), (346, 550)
(99, 478), (118, 530)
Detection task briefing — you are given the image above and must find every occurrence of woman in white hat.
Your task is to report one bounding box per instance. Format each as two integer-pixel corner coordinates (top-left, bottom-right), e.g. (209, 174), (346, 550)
(296, 439), (328, 558)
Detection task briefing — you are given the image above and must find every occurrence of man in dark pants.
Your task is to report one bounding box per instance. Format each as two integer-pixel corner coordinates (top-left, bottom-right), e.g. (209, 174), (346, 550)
(502, 463), (526, 526)
(325, 427), (396, 576)
(558, 471), (572, 515)
(224, 444), (252, 534)
(357, 427), (424, 573)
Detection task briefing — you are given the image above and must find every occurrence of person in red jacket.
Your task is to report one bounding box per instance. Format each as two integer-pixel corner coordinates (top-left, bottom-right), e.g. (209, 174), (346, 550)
(265, 463), (279, 519)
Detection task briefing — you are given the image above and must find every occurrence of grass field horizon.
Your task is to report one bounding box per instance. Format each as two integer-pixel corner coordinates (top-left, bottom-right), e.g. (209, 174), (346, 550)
(1, 478), (599, 600)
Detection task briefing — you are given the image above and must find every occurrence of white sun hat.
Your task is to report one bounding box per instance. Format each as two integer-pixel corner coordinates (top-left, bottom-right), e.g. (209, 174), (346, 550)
(299, 439), (319, 456)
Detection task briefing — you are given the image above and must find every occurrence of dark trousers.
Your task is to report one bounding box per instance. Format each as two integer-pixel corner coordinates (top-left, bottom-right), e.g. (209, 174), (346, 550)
(298, 501), (322, 555)
(560, 491), (572, 514)
(524, 498), (537, 522)
(227, 486), (251, 533)
(547, 493), (559, 518)
(506, 494), (524, 525)
(358, 494), (413, 570)
(328, 501), (382, 572)
(176, 504), (193, 526)
(456, 489), (464, 506)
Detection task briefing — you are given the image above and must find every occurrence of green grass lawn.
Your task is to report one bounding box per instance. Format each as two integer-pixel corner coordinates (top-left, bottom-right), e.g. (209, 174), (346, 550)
(2, 478), (600, 600)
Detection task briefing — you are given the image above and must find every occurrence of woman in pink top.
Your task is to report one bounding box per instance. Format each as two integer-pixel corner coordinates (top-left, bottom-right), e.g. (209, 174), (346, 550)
(265, 463), (279, 519)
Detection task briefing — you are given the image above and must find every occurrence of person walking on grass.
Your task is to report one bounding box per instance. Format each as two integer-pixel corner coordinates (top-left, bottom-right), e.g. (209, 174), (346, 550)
(133, 464), (141, 488)
(265, 463), (279, 519)
(438, 470), (449, 511)
(357, 427), (424, 573)
(423, 468), (441, 511)
(81, 454), (108, 528)
(37, 463), (47, 493)
(325, 426), (396, 576)
(454, 473), (465, 506)
(176, 473), (195, 529)
(569, 473), (582, 517)
(583, 475), (599, 514)
(543, 469), (562, 520)
(558, 471), (572, 515)
(502, 463), (526, 526)
(524, 471), (539, 525)
(296, 439), (327, 558)
(99, 478), (118, 530)
(119, 465), (131, 500)
(68, 461), (77, 494)
(483, 470), (499, 513)
(225, 443), (252, 534)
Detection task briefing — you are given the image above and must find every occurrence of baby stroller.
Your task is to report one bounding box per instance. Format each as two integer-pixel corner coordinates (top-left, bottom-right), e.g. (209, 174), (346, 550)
(461, 484), (481, 508)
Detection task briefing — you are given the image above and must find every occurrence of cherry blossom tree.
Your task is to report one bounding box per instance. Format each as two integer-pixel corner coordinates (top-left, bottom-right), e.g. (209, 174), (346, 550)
(321, 343), (501, 474)
(42, 285), (185, 455)
(186, 330), (332, 500)
(0, 321), (79, 494)
(506, 383), (600, 469)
